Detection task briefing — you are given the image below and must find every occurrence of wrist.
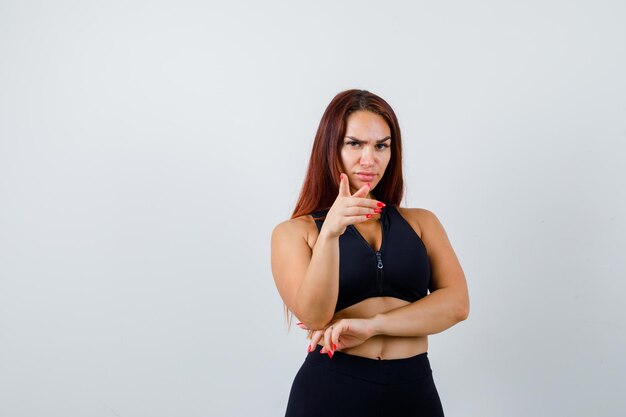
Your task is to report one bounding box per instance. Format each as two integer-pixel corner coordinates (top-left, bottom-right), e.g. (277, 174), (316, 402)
(317, 228), (340, 241)
(369, 313), (385, 337)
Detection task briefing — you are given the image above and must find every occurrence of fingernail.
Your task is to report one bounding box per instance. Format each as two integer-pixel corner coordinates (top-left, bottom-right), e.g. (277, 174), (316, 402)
(307, 345), (312, 352)
(367, 183), (371, 188)
(333, 343), (337, 350)
(374, 209), (381, 213)
(328, 351), (333, 358)
(377, 202), (385, 207)
(340, 174), (344, 180)
(366, 214), (372, 219)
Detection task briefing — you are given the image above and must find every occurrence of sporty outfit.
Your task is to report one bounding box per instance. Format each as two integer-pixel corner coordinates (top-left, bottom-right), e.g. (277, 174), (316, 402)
(284, 206), (445, 417)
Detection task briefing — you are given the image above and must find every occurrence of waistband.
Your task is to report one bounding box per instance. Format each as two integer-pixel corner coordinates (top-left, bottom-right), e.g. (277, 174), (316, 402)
(304, 344), (432, 384)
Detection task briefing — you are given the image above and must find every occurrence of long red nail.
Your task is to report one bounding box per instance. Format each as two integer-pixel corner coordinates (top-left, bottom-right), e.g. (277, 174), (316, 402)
(377, 202), (385, 207)
(328, 350), (333, 358)
(333, 343), (337, 350)
(374, 209), (381, 213)
(366, 214), (372, 219)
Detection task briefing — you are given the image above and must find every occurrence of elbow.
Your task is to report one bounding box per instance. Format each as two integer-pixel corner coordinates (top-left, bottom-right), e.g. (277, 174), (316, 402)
(453, 286), (470, 322)
(294, 296), (335, 330)
(300, 314), (334, 331)
(457, 306), (469, 322)
(298, 309), (334, 330)
(456, 299), (470, 322)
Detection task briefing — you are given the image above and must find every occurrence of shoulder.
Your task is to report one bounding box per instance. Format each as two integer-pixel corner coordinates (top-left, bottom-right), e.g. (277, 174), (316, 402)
(271, 214), (319, 249)
(395, 207), (440, 239)
(397, 207), (454, 254)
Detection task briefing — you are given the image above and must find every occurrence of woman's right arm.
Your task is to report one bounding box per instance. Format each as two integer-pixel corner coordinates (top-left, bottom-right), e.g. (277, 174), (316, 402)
(271, 174), (383, 329)
(271, 220), (340, 329)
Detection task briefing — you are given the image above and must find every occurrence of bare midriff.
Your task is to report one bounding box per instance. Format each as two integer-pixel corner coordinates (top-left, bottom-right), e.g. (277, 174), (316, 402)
(315, 296), (428, 360)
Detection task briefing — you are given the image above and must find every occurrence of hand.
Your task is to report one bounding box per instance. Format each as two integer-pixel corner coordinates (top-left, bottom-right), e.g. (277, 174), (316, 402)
(300, 318), (377, 357)
(320, 173), (385, 239)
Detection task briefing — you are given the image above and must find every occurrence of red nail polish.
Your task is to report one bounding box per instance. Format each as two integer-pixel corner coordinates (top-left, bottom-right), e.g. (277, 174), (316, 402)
(374, 209), (381, 213)
(333, 343), (337, 350)
(377, 202), (385, 207)
(307, 345), (312, 352)
(366, 214), (372, 219)
(328, 351), (333, 358)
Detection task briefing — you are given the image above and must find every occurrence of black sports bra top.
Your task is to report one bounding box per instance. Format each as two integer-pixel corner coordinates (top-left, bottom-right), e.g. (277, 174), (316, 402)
(311, 206), (431, 313)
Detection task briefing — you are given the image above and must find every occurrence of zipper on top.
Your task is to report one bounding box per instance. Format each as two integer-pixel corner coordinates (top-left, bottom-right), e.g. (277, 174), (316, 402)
(376, 251), (384, 294)
(375, 251), (384, 269)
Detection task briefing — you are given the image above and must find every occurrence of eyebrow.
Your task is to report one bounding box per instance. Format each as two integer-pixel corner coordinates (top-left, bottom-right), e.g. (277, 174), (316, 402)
(345, 136), (392, 144)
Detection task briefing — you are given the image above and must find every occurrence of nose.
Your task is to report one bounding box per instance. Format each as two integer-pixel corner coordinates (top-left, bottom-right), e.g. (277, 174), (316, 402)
(360, 147), (375, 167)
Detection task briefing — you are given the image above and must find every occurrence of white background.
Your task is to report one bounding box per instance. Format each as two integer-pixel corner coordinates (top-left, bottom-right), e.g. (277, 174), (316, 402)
(1, 1), (625, 416)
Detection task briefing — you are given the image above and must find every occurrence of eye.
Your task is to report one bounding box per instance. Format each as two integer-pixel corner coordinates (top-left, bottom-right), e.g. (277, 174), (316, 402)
(376, 143), (390, 150)
(346, 141), (361, 147)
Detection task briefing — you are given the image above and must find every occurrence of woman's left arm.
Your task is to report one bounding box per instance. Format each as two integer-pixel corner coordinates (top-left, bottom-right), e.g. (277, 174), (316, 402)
(370, 208), (469, 337)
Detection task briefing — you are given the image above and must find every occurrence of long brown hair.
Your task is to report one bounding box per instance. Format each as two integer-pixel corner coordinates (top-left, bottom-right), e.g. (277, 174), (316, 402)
(291, 89), (404, 219)
(284, 89), (405, 330)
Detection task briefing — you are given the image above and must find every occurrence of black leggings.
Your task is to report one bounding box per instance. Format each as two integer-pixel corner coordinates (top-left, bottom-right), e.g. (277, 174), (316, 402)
(285, 344), (444, 417)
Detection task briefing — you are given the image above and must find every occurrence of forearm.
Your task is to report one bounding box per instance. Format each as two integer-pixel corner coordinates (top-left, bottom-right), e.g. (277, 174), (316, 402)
(370, 288), (469, 337)
(295, 230), (340, 328)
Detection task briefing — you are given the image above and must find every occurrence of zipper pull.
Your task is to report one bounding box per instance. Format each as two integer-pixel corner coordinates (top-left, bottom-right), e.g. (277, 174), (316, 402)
(375, 251), (383, 269)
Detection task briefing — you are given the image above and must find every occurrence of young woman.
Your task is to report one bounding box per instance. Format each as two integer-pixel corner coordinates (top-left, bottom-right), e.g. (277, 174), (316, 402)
(271, 89), (469, 416)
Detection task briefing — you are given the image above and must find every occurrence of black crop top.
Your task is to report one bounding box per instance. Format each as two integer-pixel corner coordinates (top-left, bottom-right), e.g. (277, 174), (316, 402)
(311, 206), (431, 312)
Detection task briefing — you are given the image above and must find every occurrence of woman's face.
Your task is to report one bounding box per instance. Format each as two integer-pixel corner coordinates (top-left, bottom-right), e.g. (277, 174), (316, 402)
(339, 110), (392, 196)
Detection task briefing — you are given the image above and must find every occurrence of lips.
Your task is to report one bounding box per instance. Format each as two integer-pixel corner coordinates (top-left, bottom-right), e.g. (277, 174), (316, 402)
(355, 172), (376, 181)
